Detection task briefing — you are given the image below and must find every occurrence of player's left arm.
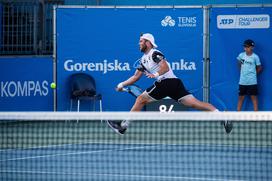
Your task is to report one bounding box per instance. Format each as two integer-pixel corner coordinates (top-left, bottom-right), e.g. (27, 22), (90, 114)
(146, 51), (169, 78)
(256, 65), (263, 74)
(256, 65), (262, 74)
(255, 54), (262, 74)
(157, 59), (170, 75)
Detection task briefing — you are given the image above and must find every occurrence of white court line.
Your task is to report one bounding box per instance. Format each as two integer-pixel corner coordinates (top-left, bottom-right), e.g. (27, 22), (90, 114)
(0, 170), (245, 181)
(0, 144), (160, 162)
(0, 141), (109, 152)
(0, 139), (170, 152)
(0, 140), (172, 152)
(1, 141), (269, 153)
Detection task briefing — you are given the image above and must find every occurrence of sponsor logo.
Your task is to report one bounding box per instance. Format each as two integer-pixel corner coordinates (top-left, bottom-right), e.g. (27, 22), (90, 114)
(161, 16), (176, 27)
(170, 59), (196, 71)
(64, 59), (196, 73)
(219, 18), (234, 25)
(0, 80), (49, 97)
(217, 14), (270, 29)
(161, 16), (197, 28)
(64, 59), (130, 74)
(178, 16), (197, 27)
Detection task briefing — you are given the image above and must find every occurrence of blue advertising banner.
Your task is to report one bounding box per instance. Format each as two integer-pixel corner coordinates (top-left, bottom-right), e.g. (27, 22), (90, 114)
(0, 4), (2, 48)
(0, 57), (54, 111)
(210, 7), (272, 111)
(56, 7), (203, 111)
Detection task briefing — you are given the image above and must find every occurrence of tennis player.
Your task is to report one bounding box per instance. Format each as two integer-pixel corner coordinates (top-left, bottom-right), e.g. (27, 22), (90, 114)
(107, 33), (232, 134)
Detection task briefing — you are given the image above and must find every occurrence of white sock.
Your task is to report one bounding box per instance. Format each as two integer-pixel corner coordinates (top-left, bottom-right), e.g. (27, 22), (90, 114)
(121, 120), (130, 128)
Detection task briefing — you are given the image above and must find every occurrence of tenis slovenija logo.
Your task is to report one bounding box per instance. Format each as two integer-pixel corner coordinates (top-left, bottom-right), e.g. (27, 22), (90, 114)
(161, 16), (176, 27)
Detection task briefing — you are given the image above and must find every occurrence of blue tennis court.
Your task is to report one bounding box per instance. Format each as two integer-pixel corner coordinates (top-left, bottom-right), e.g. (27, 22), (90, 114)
(1, 120), (272, 181)
(1, 143), (272, 181)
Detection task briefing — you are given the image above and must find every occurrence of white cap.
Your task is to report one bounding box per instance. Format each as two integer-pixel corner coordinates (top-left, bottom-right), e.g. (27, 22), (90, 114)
(140, 33), (158, 48)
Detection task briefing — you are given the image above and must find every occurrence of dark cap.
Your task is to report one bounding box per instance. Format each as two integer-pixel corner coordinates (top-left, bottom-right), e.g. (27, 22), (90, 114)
(243, 39), (255, 47)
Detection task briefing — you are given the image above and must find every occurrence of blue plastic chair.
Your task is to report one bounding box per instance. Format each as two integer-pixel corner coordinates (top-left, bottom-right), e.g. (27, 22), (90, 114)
(69, 73), (102, 112)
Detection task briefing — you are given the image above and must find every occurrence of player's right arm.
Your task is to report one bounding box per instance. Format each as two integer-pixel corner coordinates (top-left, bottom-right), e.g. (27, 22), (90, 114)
(116, 70), (143, 91)
(237, 53), (244, 69)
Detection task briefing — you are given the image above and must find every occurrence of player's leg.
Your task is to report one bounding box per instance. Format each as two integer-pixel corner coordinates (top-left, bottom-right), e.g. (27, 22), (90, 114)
(107, 83), (161, 135)
(237, 85), (246, 111)
(120, 92), (154, 129)
(168, 78), (216, 111)
(250, 96), (258, 111)
(171, 78), (232, 133)
(237, 96), (245, 111)
(248, 84), (258, 111)
(124, 81), (167, 128)
(130, 92), (154, 111)
(107, 94), (153, 135)
(179, 95), (217, 111)
(177, 92), (233, 133)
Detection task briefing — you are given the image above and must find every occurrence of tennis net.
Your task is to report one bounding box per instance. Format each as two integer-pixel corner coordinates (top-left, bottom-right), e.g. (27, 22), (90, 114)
(1, 111), (272, 181)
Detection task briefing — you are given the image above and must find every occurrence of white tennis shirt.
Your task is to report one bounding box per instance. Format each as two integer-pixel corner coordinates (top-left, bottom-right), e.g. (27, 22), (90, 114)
(140, 48), (177, 80)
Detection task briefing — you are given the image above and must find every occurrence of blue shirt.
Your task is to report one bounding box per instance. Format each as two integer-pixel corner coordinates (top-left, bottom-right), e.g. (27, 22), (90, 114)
(237, 52), (261, 85)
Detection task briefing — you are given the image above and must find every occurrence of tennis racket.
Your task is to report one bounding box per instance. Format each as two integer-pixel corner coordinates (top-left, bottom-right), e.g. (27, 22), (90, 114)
(122, 84), (143, 97)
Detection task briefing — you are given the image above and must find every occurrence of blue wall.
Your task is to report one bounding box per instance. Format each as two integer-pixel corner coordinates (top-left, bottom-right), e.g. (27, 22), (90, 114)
(56, 7), (204, 111)
(99, 0), (272, 5)
(64, 0), (272, 5)
(0, 4), (2, 48)
(0, 57), (54, 111)
(209, 7), (272, 111)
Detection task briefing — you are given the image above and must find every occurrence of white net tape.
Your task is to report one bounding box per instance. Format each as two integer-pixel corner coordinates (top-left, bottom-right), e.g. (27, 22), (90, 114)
(0, 111), (272, 121)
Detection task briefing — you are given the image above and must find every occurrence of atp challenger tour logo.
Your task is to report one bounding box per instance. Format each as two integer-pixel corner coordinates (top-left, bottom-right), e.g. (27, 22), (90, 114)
(64, 59), (196, 74)
(217, 14), (270, 29)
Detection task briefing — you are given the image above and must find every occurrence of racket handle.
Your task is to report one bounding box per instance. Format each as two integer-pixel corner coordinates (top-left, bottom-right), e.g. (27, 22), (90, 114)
(122, 87), (129, 92)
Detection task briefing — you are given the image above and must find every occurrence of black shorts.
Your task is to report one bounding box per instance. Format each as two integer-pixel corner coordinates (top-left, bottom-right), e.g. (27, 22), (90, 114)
(239, 84), (258, 96)
(146, 78), (191, 101)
